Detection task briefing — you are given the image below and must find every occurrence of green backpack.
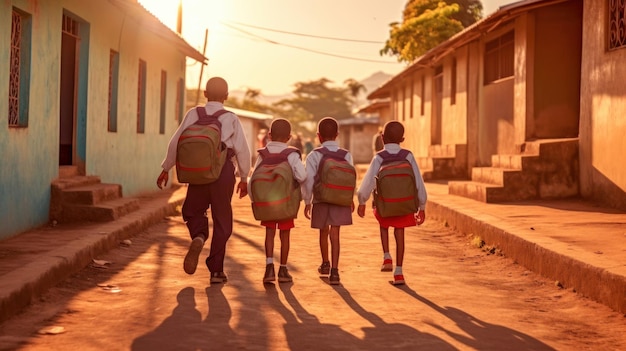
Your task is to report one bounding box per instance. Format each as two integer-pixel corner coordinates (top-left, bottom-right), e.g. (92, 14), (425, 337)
(374, 149), (419, 217)
(313, 147), (356, 206)
(250, 147), (302, 221)
(176, 107), (228, 184)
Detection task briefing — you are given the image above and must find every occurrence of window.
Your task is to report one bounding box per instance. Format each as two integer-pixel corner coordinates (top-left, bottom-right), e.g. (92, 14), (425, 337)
(420, 75), (425, 116)
(450, 58), (457, 105)
(108, 50), (119, 132)
(484, 31), (514, 84)
(8, 8), (31, 127)
(159, 70), (167, 134)
(609, 0), (626, 50)
(175, 78), (184, 125)
(137, 59), (146, 133)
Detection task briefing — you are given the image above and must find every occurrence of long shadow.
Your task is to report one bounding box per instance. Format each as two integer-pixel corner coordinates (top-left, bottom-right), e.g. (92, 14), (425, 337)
(395, 284), (556, 351)
(131, 287), (203, 350)
(268, 283), (362, 349)
(332, 286), (456, 350)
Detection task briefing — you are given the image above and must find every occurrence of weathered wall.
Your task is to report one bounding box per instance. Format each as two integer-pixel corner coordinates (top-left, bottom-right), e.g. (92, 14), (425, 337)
(0, 1), (63, 237)
(579, 0), (626, 210)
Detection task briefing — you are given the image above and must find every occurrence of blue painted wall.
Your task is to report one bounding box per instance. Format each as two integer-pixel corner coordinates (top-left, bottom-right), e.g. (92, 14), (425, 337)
(0, 0), (191, 239)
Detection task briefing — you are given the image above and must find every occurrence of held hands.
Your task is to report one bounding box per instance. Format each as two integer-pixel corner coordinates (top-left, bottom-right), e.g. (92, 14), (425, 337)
(156, 170), (168, 189)
(415, 210), (426, 225)
(304, 204), (312, 220)
(237, 181), (248, 198)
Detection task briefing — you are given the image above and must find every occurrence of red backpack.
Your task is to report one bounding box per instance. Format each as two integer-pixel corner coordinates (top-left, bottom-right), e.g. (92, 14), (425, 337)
(374, 149), (419, 217)
(250, 147), (302, 221)
(176, 107), (229, 184)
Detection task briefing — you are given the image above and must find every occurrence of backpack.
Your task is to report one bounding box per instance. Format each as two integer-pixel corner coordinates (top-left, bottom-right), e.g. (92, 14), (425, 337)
(374, 149), (419, 217)
(313, 147), (356, 206)
(176, 107), (229, 184)
(250, 147), (302, 221)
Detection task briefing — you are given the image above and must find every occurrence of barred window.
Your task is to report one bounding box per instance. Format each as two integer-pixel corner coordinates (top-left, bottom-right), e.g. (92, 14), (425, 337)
(137, 59), (146, 133)
(108, 50), (119, 132)
(9, 8), (31, 127)
(484, 31), (514, 84)
(609, 0), (626, 50)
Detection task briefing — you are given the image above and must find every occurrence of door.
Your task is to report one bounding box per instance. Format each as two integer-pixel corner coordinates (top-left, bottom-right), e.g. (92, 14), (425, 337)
(431, 66), (443, 145)
(59, 14), (79, 166)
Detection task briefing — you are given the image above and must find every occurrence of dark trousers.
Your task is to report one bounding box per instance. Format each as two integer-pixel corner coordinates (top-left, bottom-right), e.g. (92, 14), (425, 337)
(182, 160), (236, 273)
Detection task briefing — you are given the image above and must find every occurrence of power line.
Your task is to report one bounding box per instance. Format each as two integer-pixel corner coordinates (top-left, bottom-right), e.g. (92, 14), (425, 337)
(224, 20), (385, 44)
(220, 22), (399, 64)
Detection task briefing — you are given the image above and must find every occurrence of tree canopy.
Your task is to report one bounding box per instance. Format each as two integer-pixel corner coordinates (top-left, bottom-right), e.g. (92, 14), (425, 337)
(381, 0), (483, 63)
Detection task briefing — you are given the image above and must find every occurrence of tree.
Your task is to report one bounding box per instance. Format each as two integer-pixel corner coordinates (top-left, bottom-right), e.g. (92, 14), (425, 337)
(381, 0), (483, 63)
(274, 78), (356, 124)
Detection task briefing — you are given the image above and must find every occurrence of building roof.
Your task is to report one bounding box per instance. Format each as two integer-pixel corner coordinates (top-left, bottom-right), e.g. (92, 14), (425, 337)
(226, 106), (274, 122)
(367, 0), (567, 99)
(355, 98), (390, 114)
(107, 0), (207, 63)
(337, 116), (379, 126)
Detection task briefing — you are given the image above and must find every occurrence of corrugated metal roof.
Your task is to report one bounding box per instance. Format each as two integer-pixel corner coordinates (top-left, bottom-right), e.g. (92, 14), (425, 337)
(107, 0), (206, 63)
(226, 106), (274, 121)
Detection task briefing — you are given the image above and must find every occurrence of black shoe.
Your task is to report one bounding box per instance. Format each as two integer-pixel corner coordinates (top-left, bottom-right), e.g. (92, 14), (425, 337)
(318, 261), (331, 275)
(210, 271), (228, 284)
(329, 268), (340, 285)
(278, 266), (292, 283)
(183, 237), (204, 275)
(263, 264), (275, 283)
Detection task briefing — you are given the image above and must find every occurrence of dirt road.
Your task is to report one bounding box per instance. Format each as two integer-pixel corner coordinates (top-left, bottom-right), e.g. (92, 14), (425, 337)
(1, 199), (624, 350)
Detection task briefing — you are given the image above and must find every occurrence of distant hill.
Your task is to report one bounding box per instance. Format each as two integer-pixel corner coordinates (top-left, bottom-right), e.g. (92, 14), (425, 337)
(228, 71), (394, 107)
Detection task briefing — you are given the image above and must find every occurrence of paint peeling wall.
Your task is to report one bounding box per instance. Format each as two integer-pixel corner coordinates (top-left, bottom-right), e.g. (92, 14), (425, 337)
(0, 0), (61, 238)
(0, 0), (192, 239)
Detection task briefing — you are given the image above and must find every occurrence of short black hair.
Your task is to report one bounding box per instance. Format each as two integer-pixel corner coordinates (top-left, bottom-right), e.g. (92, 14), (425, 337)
(317, 117), (338, 139)
(270, 118), (292, 140)
(382, 121), (404, 144)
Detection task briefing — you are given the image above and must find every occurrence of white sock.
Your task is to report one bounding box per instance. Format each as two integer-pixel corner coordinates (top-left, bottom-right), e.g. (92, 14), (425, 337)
(266, 257), (273, 265)
(384, 252), (392, 260)
(394, 266), (403, 275)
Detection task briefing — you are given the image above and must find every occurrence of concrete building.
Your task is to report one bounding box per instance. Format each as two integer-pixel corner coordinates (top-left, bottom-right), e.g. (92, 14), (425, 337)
(367, 0), (625, 210)
(1, 0), (205, 239)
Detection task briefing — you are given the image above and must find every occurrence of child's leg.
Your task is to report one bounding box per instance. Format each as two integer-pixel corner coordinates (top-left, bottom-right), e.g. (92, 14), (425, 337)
(329, 225), (340, 268)
(394, 228), (405, 267)
(319, 226), (330, 263)
(380, 226), (390, 254)
(279, 229), (290, 265)
(265, 227), (276, 262)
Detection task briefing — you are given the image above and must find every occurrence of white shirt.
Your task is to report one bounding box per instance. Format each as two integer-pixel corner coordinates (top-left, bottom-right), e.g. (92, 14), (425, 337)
(160, 101), (251, 182)
(356, 143), (427, 210)
(302, 140), (354, 205)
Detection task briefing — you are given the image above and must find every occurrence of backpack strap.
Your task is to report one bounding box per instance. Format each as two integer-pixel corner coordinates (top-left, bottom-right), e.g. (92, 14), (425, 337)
(257, 146), (301, 166)
(314, 147), (348, 160)
(195, 107), (228, 126)
(377, 149), (410, 164)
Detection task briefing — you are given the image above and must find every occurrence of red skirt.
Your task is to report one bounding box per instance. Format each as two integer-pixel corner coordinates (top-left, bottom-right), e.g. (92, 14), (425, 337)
(261, 219), (295, 230)
(373, 208), (417, 229)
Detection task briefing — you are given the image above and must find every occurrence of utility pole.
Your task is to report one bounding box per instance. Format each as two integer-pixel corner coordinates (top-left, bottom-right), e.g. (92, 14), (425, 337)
(195, 28), (208, 106)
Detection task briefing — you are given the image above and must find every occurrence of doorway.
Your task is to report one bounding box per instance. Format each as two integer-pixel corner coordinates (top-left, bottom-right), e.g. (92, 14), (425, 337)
(59, 12), (88, 172)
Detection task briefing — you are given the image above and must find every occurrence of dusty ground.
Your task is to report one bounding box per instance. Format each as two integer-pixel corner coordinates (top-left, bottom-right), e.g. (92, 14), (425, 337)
(0, 198), (625, 351)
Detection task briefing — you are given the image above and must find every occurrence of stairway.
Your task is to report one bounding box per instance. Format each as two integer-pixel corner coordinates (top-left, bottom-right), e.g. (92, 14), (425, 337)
(418, 144), (468, 181)
(50, 166), (140, 223)
(448, 138), (579, 203)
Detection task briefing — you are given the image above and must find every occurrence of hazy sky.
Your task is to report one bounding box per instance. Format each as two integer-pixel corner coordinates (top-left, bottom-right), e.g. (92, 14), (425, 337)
(139, 0), (513, 95)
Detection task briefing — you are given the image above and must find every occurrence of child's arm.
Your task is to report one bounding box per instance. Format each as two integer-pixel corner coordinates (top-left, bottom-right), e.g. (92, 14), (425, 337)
(289, 153), (307, 184)
(406, 152), (427, 225)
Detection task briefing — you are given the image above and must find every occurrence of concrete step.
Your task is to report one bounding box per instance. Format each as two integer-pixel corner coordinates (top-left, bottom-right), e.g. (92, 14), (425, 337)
(52, 175), (102, 191)
(491, 154), (541, 169)
(61, 183), (122, 205)
(448, 180), (538, 203)
(58, 165), (80, 179)
(61, 197), (141, 222)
